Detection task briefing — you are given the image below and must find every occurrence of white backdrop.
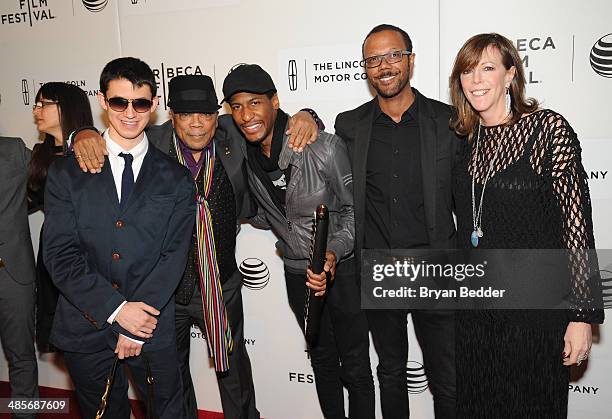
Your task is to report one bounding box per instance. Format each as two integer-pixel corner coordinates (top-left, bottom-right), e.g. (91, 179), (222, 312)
(1, 1), (610, 418)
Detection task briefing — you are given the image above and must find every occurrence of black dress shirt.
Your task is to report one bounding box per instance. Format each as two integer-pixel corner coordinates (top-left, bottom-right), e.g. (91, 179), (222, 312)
(364, 95), (429, 249)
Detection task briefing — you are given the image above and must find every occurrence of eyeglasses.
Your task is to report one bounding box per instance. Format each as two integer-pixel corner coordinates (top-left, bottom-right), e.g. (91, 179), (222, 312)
(106, 97), (153, 113)
(361, 49), (412, 68)
(32, 101), (58, 111)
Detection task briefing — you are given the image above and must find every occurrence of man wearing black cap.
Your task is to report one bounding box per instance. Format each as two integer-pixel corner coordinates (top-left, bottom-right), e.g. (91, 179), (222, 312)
(223, 64), (375, 419)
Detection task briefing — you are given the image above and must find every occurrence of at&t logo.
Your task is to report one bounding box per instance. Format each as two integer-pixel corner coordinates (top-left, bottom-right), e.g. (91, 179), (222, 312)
(590, 33), (612, 78)
(81, 0), (108, 13)
(239, 258), (270, 290)
(407, 360), (428, 394)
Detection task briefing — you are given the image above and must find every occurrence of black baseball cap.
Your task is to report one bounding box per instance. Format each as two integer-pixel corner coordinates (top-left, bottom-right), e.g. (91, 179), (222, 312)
(221, 64), (277, 103)
(167, 75), (221, 113)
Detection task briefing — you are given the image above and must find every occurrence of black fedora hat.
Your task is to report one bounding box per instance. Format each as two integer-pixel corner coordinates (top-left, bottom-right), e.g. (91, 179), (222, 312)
(167, 75), (221, 113)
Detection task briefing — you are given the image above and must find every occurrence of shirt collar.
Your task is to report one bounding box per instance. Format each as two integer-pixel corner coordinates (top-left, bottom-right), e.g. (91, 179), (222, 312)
(104, 129), (148, 159)
(374, 87), (420, 121)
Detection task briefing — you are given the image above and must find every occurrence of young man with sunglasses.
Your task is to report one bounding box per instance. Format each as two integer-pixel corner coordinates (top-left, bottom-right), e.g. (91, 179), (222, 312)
(43, 57), (195, 418)
(334, 24), (460, 418)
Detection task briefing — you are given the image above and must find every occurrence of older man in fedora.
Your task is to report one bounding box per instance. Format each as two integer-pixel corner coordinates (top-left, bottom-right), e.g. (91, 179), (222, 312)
(147, 74), (258, 419)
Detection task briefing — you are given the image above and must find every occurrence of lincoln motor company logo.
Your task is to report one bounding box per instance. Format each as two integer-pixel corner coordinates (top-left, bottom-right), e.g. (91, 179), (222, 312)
(239, 258), (270, 290)
(22, 79), (30, 106)
(287, 59), (298, 91)
(590, 33), (612, 78)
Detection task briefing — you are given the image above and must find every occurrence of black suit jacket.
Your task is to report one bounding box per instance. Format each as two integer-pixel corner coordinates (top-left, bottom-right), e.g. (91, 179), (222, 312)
(43, 142), (196, 353)
(334, 89), (462, 260)
(145, 117), (254, 220)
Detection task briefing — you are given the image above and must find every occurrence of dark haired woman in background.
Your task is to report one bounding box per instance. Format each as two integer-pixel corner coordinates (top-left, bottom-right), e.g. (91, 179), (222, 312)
(449, 33), (603, 418)
(28, 82), (93, 352)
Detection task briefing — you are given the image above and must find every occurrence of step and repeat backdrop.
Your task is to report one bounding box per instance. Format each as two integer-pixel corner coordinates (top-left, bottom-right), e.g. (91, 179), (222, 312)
(1, 0), (610, 418)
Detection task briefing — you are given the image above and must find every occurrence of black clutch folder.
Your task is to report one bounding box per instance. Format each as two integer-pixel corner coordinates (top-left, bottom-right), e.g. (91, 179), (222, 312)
(303, 204), (329, 346)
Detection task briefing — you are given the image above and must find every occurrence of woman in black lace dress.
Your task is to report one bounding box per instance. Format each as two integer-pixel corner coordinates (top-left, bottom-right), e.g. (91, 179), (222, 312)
(448, 33), (604, 418)
(29, 82), (93, 352)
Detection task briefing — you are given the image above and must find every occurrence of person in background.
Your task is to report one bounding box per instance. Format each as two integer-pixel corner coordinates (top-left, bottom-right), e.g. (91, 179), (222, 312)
(0, 136), (39, 419)
(449, 32), (604, 418)
(28, 82), (94, 352)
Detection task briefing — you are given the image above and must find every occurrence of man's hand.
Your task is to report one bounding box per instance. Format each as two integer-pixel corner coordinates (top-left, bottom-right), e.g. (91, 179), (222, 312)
(114, 302), (159, 339)
(73, 129), (107, 173)
(115, 334), (143, 359)
(286, 110), (319, 152)
(306, 251), (337, 297)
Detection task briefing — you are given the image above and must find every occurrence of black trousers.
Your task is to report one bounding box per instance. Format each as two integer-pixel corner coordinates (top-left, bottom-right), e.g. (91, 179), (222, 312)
(175, 269), (259, 419)
(63, 345), (184, 419)
(285, 259), (375, 419)
(0, 270), (38, 419)
(366, 309), (456, 419)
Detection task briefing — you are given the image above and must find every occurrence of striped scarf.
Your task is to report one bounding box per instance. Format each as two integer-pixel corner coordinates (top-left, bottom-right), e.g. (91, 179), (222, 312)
(173, 136), (233, 372)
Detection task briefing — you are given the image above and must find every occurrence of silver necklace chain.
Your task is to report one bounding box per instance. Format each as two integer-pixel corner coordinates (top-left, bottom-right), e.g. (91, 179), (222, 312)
(471, 123), (504, 242)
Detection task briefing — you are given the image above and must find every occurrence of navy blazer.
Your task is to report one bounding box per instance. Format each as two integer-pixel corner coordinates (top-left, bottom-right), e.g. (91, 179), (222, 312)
(43, 142), (196, 353)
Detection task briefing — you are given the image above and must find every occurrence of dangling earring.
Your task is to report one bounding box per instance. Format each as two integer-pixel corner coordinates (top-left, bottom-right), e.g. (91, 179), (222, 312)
(505, 85), (511, 116)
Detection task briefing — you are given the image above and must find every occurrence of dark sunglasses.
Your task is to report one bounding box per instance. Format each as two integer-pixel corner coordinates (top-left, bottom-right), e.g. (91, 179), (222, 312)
(106, 97), (153, 113)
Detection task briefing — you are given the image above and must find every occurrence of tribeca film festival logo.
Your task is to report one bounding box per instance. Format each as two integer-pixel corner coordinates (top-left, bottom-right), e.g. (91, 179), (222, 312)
(19, 78), (99, 106)
(238, 258), (270, 290)
(407, 360), (428, 394)
(81, 0), (108, 13)
(514, 36), (557, 84)
(152, 62), (208, 110)
(1, 0), (56, 26)
(590, 33), (612, 78)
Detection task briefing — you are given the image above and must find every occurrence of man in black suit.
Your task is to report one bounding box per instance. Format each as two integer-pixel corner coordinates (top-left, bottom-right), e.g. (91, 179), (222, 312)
(334, 24), (460, 419)
(43, 57), (195, 419)
(0, 137), (38, 419)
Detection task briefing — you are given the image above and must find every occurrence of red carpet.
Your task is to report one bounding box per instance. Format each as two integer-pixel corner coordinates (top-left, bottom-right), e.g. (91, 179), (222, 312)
(0, 381), (224, 418)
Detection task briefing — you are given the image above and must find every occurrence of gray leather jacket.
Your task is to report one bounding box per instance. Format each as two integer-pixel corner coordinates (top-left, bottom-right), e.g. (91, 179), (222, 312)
(246, 128), (355, 271)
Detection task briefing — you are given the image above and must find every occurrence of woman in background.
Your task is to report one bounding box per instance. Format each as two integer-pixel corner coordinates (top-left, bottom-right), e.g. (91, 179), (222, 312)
(449, 33), (603, 418)
(29, 82), (93, 352)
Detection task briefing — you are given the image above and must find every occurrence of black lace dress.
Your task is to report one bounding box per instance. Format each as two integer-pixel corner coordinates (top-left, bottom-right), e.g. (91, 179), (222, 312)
(453, 109), (604, 418)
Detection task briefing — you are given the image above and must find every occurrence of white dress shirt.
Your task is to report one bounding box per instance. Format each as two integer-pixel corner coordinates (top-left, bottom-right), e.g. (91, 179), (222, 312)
(104, 130), (149, 344)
